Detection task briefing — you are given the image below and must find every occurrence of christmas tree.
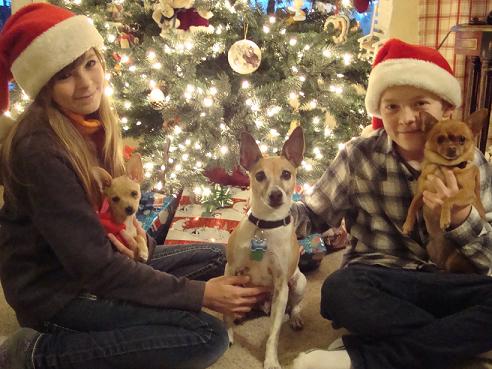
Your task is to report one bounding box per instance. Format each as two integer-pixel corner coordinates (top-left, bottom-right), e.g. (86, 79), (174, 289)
(12, 0), (371, 195)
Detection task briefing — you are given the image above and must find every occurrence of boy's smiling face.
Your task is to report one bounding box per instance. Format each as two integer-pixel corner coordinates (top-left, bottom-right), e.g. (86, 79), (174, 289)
(379, 85), (454, 162)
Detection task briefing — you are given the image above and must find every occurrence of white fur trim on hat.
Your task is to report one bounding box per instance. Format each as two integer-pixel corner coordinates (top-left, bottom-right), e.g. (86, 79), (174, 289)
(365, 58), (462, 118)
(10, 15), (104, 99)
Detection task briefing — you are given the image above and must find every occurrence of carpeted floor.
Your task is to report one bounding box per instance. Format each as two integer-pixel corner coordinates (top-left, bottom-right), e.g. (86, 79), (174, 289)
(1, 250), (491, 369)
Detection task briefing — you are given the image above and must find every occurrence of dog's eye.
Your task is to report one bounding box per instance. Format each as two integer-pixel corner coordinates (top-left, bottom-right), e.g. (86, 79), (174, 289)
(458, 135), (466, 144)
(437, 135), (446, 144)
(255, 171), (266, 182)
(112, 196), (120, 202)
(281, 170), (291, 180)
(131, 191), (138, 198)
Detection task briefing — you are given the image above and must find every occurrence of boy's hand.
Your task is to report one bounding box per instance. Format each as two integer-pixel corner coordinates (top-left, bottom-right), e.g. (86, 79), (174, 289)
(422, 169), (471, 228)
(202, 275), (271, 317)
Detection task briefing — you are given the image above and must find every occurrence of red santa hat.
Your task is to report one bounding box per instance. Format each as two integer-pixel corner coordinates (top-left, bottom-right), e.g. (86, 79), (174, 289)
(0, 3), (104, 113)
(365, 38), (462, 129)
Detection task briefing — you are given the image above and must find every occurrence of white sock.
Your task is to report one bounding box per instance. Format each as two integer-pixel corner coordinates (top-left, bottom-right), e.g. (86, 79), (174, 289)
(292, 349), (352, 369)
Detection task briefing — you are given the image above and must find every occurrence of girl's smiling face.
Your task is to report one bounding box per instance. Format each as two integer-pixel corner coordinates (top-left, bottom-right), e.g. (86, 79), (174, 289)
(52, 49), (105, 116)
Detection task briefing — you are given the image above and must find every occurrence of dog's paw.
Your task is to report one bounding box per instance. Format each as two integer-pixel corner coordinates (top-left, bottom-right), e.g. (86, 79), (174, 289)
(440, 208), (451, 230)
(289, 314), (304, 330)
(227, 328), (234, 346)
(264, 357), (281, 369)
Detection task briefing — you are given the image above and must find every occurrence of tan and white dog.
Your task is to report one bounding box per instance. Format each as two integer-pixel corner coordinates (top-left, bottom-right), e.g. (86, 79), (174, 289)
(225, 126), (307, 369)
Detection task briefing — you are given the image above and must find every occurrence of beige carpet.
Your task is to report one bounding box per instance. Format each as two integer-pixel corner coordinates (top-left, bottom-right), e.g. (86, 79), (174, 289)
(0, 250), (491, 369)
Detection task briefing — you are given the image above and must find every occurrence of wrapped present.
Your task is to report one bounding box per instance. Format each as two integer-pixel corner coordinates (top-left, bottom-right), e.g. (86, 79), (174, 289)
(137, 193), (177, 244)
(164, 187), (249, 245)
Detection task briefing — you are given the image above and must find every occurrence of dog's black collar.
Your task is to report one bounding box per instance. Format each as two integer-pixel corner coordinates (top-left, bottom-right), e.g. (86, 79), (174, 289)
(446, 161), (468, 169)
(248, 213), (291, 229)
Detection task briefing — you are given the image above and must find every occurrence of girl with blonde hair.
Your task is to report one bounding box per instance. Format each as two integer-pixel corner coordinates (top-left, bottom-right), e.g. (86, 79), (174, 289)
(0, 4), (267, 368)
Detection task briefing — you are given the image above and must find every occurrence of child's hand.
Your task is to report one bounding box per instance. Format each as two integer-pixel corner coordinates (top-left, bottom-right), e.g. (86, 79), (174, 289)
(108, 233), (137, 259)
(423, 169), (471, 228)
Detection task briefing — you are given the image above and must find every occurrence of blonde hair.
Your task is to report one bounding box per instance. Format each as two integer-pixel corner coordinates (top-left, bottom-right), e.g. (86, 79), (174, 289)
(1, 48), (125, 208)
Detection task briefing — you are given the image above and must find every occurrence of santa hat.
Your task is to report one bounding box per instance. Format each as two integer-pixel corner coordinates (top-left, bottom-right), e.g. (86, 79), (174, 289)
(0, 3), (104, 113)
(365, 38), (462, 129)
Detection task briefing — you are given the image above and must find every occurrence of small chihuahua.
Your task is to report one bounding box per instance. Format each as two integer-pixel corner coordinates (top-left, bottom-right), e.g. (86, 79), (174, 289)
(94, 153), (148, 262)
(402, 110), (488, 273)
(225, 126), (306, 369)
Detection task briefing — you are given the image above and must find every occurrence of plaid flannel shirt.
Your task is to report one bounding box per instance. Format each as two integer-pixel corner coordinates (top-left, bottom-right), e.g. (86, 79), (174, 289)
(292, 130), (492, 275)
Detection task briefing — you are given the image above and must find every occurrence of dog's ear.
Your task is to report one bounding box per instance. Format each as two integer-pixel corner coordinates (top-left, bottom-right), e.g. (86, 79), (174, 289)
(126, 153), (144, 183)
(419, 111), (439, 134)
(281, 126), (304, 167)
(240, 131), (263, 171)
(466, 109), (489, 137)
(93, 167), (113, 191)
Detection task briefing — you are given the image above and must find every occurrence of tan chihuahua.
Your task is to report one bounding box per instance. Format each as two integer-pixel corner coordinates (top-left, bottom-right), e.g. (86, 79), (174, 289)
(402, 110), (488, 273)
(225, 126), (306, 369)
(94, 153), (148, 262)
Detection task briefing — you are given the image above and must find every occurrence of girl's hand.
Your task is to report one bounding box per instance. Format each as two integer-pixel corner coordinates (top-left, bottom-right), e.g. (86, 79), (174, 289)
(423, 169), (471, 228)
(108, 233), (136, 259)
(203, 275), (271, 316)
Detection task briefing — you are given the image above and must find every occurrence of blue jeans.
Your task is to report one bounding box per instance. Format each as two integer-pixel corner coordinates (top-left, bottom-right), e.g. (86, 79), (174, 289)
(29, 243), (228, 369)
(321, 264), (492, 369)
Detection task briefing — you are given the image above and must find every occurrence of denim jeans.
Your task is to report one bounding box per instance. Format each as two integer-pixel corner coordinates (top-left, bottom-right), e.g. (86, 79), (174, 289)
(29, 243), (229, 369)
(321, 264), (492, 369)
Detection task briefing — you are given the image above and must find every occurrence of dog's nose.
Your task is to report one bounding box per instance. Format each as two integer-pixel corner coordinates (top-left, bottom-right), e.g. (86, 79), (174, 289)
(125, 206), (135, 215)
(269, 190), (283, 207)
(447, 147), (457, 157)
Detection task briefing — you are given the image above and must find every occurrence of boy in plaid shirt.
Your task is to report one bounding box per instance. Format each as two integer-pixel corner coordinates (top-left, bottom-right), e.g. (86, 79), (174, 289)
(292, 39), (492, 369)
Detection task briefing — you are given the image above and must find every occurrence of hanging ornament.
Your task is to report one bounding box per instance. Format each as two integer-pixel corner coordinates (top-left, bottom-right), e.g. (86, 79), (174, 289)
(354, 0), (371, 13)
(288, 0), (306, 21)
(323, 15), (350, 44)
(152, 0), (213, 37)
(324, 111), (337, 130)
(176, 8), (213, 32)
(117, 25), (140, 48)
(228, 39), (262, 75)
(112, 52), (122, 62)
(114, 63), (122, 75)
(148, 87), (166, 110)
(107, 2), (124, 21)
(315, 1), (335, 14)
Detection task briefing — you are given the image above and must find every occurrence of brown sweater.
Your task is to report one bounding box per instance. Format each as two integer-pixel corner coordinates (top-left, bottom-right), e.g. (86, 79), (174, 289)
(0, 109), (205, 329)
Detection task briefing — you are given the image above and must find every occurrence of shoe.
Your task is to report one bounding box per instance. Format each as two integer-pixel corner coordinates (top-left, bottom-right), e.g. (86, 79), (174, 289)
(0, 328), (39, 369)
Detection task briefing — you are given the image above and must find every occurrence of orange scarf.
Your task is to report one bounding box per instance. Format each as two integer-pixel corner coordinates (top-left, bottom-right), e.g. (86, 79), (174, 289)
(61, 109), (102, 135)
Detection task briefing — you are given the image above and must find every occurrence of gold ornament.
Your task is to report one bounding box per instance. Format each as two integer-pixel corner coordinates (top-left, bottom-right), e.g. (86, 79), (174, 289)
(288, 120), (301, 135)
(324, 15), (350, 44)
(148, 87), (166, 110)
(324, 111), (337, 130)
